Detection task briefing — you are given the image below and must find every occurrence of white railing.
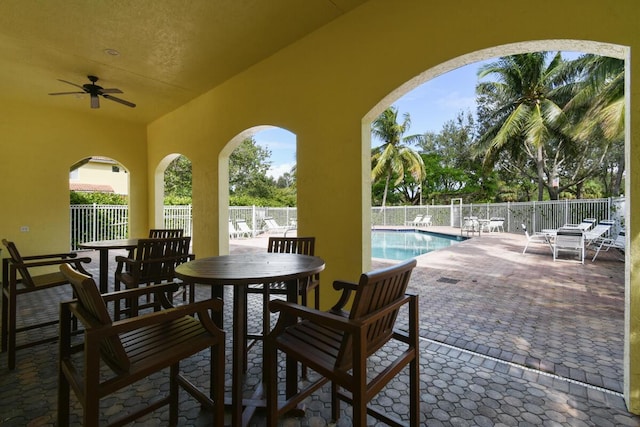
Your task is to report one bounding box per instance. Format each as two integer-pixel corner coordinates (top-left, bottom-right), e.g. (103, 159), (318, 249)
(70, 198), (625, 250)
(70, 204), (129, 250)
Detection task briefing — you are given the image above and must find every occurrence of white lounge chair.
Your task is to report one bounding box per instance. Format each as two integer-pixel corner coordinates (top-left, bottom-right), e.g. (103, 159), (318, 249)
(461, 216), (480, 236)
(236, 219), (253, 238)
(592, 229), (625, 262)
(522, 224), (552, 254)
(577, 218), (597, 231)
(553, 227), (585, 264)
(416, 215), (432, 227)
(263, 217), (294, 234)
(229, 220), (239, 239)
(488, 217), (505, 232)
(584, 219), (615, 246)
(406, 214), (423, 226)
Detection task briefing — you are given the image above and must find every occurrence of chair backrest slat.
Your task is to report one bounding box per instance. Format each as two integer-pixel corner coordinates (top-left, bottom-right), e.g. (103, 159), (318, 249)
(2, 239), (33, 287)
(148, 229), (184, 238)
(268, 237), (315, 256)
(60, 263), (130, 373)
(336, 258), (416, 370)
(133, 237), (191, 283)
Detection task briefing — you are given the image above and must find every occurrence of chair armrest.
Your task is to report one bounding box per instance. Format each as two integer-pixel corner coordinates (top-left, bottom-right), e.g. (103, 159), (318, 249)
(99, 282), (181, 304)
(114, 256), (139, 274)
(21, 252), (79, 261)
(331, 280), (358, 312)
(270, 299), (360, 333)
(98, 298), (224, 337)
(10, 256), (92, 273)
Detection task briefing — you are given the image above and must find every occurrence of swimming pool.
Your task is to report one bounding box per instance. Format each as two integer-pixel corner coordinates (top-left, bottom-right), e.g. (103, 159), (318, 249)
(372, 229), (464, 261)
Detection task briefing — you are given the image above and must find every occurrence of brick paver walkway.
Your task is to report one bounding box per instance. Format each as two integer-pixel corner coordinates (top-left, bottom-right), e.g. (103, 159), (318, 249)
(1, 227), (637, 426)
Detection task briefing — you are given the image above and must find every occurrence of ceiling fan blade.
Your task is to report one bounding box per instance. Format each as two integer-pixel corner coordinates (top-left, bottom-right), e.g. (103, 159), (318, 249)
(57, 79), (86, 91)
(103, 94), (136, 108)
(48, 91), (85, 95)
(90, 93), (100, 109)
(100, 88), (123, 94)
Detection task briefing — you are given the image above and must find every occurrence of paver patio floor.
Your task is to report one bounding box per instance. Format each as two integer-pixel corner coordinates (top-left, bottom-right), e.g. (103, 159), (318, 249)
(0, 227), (636, 426)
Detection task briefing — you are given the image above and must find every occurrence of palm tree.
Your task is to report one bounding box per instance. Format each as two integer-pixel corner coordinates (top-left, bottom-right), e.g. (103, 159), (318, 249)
(371, 107), (426, 207)
(474, 52), (570, 200)
(562, 54), (624, 141)
(562, 55), (625, 195)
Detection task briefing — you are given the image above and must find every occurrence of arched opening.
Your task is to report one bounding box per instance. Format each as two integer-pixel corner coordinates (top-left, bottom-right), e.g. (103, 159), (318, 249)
(364, 39), (631, 404)
(69, 156), (130, 248)
(223, 125), (297, 244)
(153, 154), (193, 235)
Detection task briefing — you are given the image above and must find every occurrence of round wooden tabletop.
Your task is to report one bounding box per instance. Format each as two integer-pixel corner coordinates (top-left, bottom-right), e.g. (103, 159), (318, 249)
(78, 238), (140, 250)
(175, 252), (325, 285)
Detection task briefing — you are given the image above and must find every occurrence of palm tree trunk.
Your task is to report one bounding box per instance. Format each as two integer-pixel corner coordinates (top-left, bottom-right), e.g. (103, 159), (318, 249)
(613, 152), (625, 196)
(536, 146), (547, 201)
(382, 172), (391, 208)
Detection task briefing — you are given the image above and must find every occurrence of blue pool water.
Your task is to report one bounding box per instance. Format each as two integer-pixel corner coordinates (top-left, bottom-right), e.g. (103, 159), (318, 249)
(372, 229), (464, 261)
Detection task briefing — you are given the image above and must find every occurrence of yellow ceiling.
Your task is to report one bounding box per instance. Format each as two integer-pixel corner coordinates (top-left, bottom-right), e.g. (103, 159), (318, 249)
(0, 0), (368, 124)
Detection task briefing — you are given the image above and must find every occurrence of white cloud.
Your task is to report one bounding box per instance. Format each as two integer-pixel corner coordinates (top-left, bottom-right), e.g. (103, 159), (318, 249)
(268, 162), (295, 179)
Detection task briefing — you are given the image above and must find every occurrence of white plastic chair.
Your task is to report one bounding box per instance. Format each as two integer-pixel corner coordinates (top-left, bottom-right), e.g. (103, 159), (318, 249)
(592, 230), (625, 262)
(522, 224), (553, 254)
(553, 227), (585, 264)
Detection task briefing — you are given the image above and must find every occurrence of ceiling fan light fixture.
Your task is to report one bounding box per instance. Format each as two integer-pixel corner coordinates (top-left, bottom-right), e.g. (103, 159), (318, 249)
(48, 75), (135, 109)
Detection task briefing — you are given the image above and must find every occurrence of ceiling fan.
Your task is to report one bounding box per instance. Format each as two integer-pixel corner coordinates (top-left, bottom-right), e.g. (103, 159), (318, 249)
(48, 75), (136, 109)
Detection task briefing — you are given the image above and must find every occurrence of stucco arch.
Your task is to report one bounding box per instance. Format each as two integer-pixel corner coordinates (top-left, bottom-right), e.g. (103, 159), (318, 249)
(217, 125), (297, 254)
(364, 38), (633, 407)
(152, 153), (188, 229)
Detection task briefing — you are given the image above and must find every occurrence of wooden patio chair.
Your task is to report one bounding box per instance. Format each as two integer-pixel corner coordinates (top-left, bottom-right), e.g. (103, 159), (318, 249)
(147, 229), (194, 303)
(58, 263), (225, 426)
(114, 236), (192, 320)
(265, 258), (419, 427)
(244, 236), (320, 374)
(126, 228), (185, 258)
(1, 239), (92, 370)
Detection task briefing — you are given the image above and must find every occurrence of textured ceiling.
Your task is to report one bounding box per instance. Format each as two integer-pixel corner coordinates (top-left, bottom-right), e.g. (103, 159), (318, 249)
(0, 0), (368, 124)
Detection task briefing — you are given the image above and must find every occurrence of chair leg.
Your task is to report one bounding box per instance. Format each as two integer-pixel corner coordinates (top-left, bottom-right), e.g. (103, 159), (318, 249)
(261, 285), (272, 368)
(265, 339), (279, 427)
(409, 357), (420, 426)
(212, 340), (226, 427)
(299, 284), (310, 379)
(331, 382), (340, 421)
(58, 307), (71, 426)
(169, 363), (179, 426)
(1, 287), (8, 352)
(243, 293), (249, 373)
(8, 277), (17, 370)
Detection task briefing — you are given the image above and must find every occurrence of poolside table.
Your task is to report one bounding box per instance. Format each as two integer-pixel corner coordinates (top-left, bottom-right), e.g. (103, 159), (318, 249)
(175, 252), (325, 427)
(79, 238), (140, 293)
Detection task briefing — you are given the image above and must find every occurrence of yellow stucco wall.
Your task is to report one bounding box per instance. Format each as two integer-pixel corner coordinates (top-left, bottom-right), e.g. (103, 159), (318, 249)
(147, 0), (640, 410)
(0, 104), (148, 256)
(1, 0), (639, 412)
(72, 160), (129, 195)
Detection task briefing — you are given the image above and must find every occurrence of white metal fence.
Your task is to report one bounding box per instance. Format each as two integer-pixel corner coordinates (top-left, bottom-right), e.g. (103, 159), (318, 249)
(70, 198), (625, 250)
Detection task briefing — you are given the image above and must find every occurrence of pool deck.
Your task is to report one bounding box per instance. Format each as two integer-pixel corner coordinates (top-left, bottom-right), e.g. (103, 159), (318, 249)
(1, 226), (636, 426)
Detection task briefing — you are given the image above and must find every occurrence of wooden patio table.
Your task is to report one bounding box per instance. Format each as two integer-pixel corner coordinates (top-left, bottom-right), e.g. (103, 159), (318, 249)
(175, 252), (325, 427)
(78, 238), (140, 293)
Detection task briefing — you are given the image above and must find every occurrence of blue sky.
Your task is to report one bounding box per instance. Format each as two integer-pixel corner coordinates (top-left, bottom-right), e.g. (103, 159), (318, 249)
(254, 52), (584, 178)
(254, 61), (485, 178)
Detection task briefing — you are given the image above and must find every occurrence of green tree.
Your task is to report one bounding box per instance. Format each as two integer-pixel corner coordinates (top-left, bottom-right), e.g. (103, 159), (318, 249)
(371, 107), (426, 207)
(474, 52), (571, 201)
(417, 111), (497, 203)
(562, 54), (625, 196)
(164, 155), (192, 204)
(229, 137), (273, 194)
